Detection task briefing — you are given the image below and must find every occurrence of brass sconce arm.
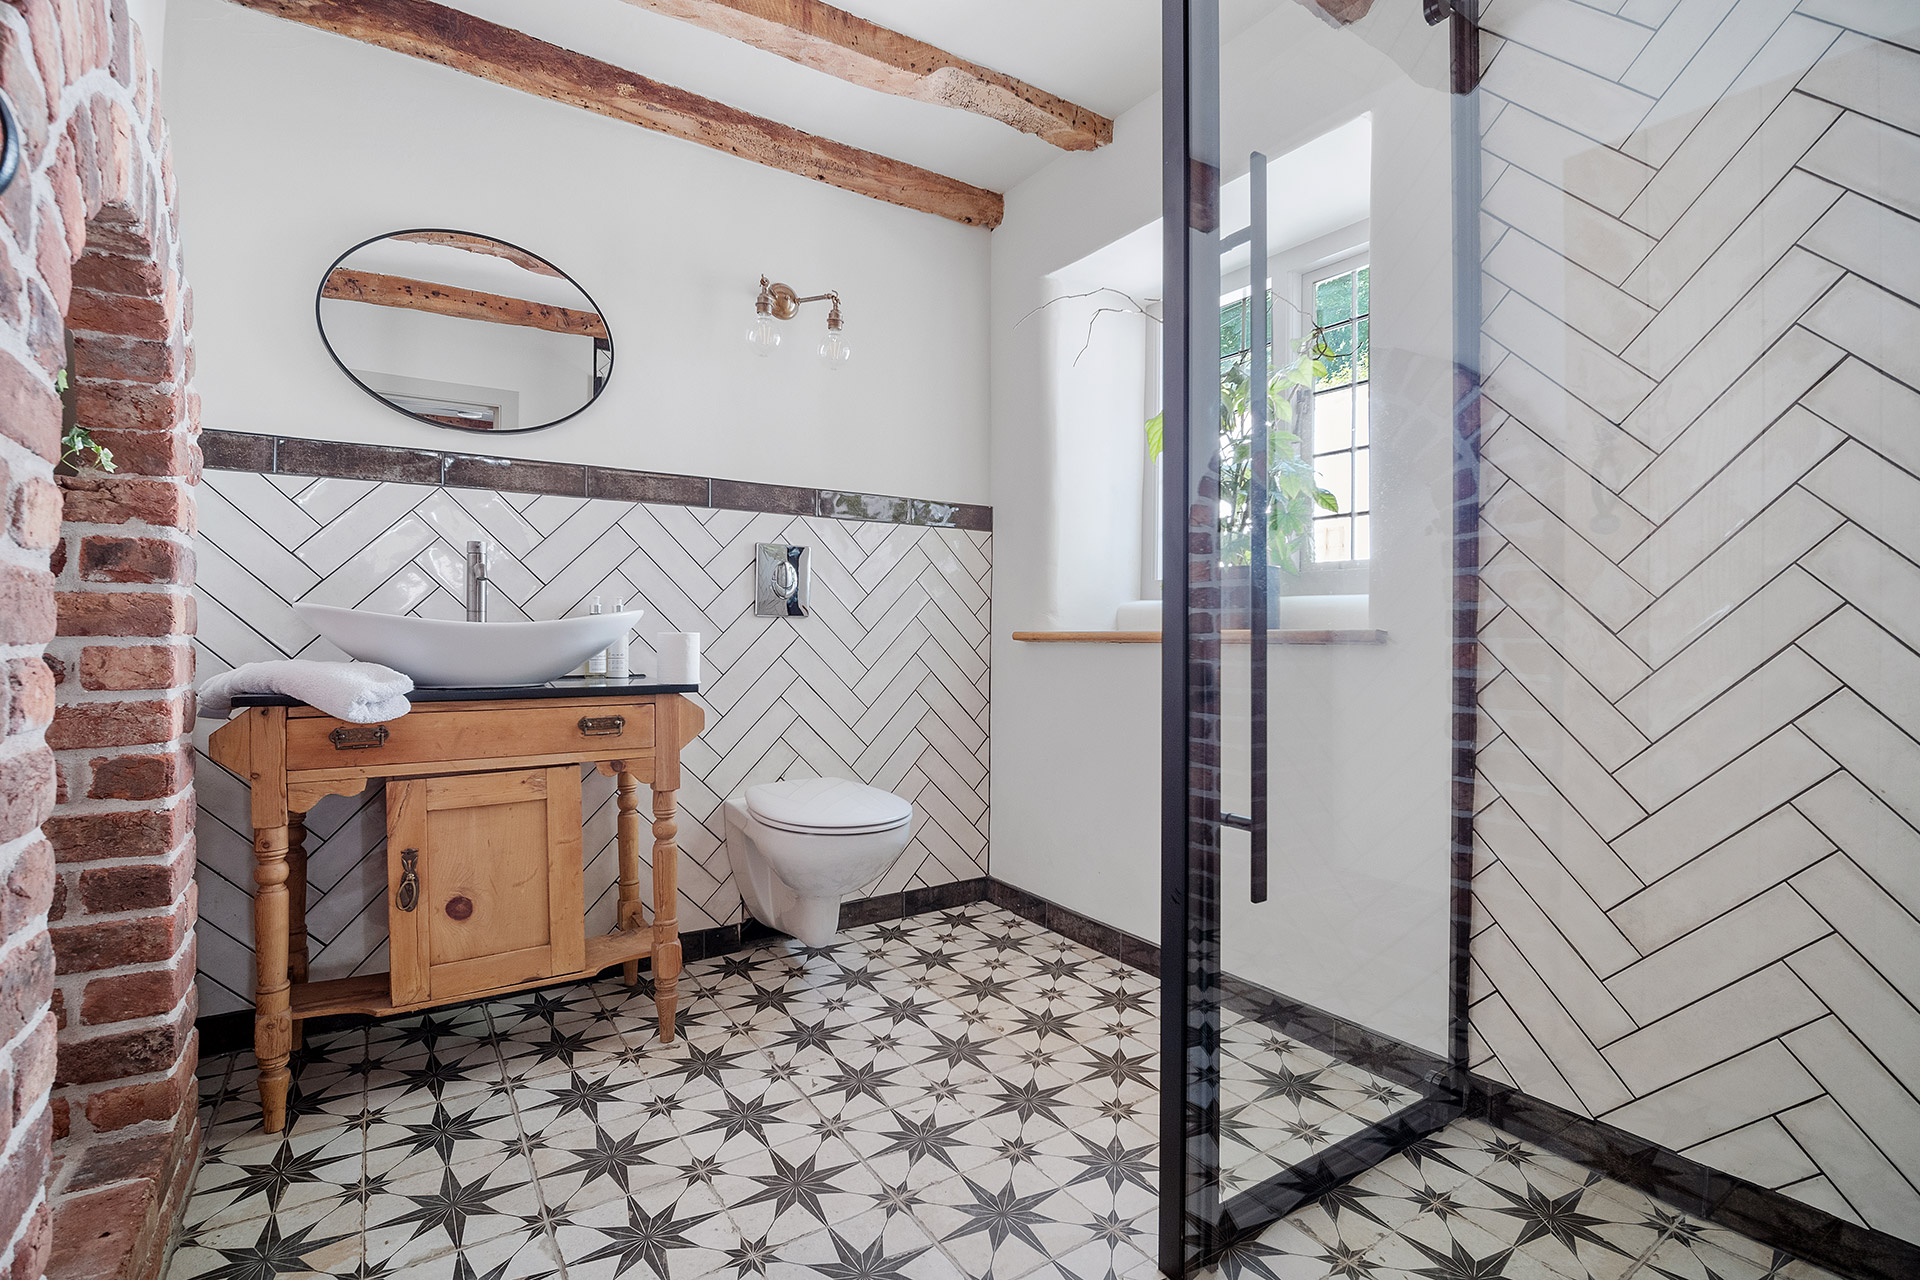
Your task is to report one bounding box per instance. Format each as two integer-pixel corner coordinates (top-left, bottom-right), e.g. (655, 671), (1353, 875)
(757, 276), (843, 326)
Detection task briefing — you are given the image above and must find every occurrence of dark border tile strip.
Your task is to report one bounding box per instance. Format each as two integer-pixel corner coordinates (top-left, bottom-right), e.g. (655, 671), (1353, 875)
(276, 436), (440, 486)
(200, 429), (992, 531)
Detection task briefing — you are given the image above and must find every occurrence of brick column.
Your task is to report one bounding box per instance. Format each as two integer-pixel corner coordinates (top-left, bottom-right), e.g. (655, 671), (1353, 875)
(0, 2), (202, 1279)
(0, 362), (63, 1280)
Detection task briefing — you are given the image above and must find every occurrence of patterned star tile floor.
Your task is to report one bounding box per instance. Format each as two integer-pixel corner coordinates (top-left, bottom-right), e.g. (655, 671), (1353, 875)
(167, 904), (1841, 1280)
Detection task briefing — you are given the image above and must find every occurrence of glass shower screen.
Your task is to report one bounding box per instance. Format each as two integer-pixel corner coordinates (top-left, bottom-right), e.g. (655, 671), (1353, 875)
(1159, 0), (1476, 1270)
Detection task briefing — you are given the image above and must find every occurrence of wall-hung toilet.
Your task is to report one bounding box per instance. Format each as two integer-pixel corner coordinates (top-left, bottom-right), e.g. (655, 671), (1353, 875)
(724, 777), (913, 947)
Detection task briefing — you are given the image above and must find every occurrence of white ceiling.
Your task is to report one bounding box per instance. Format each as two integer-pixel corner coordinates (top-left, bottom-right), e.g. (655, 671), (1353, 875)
(442, 0), (1280, 194)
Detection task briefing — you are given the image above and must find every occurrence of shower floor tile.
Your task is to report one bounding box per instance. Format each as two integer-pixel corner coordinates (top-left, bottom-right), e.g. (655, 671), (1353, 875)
(169, 905), (1838, 1280)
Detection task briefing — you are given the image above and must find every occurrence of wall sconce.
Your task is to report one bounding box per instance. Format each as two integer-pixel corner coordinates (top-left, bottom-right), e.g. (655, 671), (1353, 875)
(748, 276), (851, 370)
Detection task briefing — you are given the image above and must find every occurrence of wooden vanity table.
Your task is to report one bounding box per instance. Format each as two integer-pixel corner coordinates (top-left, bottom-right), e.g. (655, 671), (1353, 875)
(208, 678), (704, 1132)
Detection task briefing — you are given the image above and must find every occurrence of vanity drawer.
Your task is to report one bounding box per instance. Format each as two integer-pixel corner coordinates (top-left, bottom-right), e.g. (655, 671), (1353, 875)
(286, 703), (657, 771)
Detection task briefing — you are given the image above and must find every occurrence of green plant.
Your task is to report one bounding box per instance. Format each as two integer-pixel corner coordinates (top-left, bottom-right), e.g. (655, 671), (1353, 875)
(54, 369), (115, 473)
(1146, 334), (1339, 569)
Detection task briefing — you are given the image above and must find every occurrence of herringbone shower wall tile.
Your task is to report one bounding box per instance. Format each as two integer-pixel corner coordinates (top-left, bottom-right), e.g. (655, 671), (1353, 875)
(1469, 0), (1920, 1244)
(187, 472), (990, 1020)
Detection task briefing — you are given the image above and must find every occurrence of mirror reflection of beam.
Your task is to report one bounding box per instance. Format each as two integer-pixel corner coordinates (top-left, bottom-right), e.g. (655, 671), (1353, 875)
(388, 230), (565, 278)
(321, 267), (610, 339)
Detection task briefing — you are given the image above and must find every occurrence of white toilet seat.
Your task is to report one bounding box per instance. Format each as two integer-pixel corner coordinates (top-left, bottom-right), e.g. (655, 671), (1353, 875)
(744, 777), (912, 835)
(725, 778), (915, 946)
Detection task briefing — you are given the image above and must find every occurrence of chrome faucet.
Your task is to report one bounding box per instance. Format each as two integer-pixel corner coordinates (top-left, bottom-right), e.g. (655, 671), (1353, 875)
(465, 540), (491, 622)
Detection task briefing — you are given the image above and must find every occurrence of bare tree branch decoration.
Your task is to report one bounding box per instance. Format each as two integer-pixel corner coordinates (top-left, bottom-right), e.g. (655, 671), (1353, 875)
(1014, 284), (1317, 366)
(1012, 288), (1161, 365)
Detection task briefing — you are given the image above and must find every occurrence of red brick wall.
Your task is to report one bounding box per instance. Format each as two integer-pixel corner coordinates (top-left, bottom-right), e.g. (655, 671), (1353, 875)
(0, 2), (199, 1280)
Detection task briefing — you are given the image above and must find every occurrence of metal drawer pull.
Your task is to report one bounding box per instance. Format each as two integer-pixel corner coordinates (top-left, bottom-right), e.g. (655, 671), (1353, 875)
(396, 849), (419, 912)
(329, 724), (390, 750)
(579, 715), (625, 737)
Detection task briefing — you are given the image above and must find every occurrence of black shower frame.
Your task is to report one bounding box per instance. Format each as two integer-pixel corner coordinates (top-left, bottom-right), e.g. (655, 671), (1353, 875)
(1156, 1), (1485, 1273)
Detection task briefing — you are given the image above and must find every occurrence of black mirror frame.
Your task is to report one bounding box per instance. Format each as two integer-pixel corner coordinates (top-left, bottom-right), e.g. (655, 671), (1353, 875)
(314, 227), (615, 435)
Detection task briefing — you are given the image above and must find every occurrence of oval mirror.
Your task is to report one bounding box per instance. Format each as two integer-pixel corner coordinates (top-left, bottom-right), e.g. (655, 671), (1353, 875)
(316, 229), (612, 434)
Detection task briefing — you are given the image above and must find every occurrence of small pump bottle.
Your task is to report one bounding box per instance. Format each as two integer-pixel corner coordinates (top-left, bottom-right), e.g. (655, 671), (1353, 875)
(586, 598), (607, 676)
(606, 599), (632, 680)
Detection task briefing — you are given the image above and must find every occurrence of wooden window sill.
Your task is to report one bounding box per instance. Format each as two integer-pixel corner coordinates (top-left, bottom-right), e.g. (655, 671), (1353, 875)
(1011, 630), (1389, 645)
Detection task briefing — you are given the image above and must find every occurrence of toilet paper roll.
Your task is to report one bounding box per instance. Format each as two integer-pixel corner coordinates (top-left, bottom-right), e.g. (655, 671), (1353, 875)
(656, 632), (701, 686)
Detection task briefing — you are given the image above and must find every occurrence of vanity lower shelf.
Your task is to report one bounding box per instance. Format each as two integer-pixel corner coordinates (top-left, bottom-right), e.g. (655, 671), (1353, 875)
(288, 928), (657, 1020)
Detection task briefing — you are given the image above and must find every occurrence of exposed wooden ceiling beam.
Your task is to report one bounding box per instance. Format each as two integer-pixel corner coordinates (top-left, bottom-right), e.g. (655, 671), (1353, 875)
(226, 0), (1004, 228)
(322, 267), (612, 338)
(621, 0), (1113, 152)
(390, 231), (565, 277)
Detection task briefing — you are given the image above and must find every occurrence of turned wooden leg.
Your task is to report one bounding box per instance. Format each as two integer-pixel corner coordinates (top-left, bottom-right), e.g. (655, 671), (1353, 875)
(253, 824), (293, 1132)
(650, 787), (682, 1042)
(615, 771), (645, 987)
(287, 813), (309, 1051)
(287, 813), (310, 984)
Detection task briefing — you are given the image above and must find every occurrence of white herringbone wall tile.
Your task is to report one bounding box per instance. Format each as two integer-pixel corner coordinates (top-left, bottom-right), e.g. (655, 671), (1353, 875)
(188, 473), (991, 1020)
(1469, 0), (1920, 1244)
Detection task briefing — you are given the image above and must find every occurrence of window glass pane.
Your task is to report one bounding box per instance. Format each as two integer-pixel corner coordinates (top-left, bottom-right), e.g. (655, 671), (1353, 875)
(1315, 272), (1353, 328)
(1356, 266), (1369, 320)
(1356, 316), (1369, 383)
(1353, 381), (1369, 447)
(1354, 446), (1370, 515)
(1321, 322), (1354, 386)
(1352, 512), (1370, 561)
(1315, 453), (1352, 512)
(1314, 515), (1351, 563)
(1221, 298), (1246, 357)
(1312, 387), (1353, 453)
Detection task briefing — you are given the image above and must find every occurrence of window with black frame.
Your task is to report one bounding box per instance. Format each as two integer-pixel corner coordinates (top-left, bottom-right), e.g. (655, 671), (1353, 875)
(1305, 257), (1370, 565)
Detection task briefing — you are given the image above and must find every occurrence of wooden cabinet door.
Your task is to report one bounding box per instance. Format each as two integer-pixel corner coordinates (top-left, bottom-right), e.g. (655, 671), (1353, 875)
(386, 766), (585, 1004)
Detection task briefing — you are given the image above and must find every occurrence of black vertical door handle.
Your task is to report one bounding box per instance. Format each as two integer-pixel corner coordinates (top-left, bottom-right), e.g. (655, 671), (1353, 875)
(1248, 151), (1270, 905)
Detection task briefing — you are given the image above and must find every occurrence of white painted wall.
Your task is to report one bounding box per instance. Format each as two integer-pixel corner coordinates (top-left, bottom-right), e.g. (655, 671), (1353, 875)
(160, 0), (991, 502)
(130, 0), (166, 76)
(989, 1), (1458, 1053)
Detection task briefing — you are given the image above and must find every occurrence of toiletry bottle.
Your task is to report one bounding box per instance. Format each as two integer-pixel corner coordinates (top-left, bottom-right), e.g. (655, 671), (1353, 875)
(587, 598), (608, 677)
(607, 599), (631, 680)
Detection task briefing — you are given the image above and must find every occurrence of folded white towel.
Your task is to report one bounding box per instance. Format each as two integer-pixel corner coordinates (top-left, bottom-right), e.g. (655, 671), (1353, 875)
(199, 660), (414, 723)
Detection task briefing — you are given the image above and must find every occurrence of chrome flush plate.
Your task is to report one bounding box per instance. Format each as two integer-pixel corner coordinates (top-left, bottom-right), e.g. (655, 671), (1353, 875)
(754, 543), (810, 618)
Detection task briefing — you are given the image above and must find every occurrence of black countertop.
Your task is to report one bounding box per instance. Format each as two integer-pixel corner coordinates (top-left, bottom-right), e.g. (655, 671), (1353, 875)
(229, 675), (700, 709)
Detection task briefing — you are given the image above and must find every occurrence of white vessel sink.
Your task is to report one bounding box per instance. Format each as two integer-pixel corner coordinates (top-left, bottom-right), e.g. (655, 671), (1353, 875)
(294, 603), (646, 688)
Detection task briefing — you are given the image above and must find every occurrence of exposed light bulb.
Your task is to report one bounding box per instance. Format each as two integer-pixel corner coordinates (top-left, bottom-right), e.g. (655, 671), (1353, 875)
(818, 327), (851, 370)
(746, 313), (780, 357)
(819, 298), (851, 370)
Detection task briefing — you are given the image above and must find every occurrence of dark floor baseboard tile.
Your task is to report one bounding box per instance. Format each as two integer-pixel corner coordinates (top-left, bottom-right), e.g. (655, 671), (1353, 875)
(984, 880), (1160, 975)
(1217, 972), (1452, 1097)
(1470, 1076), (1916, 1280)
(200, 430), (992, 530)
